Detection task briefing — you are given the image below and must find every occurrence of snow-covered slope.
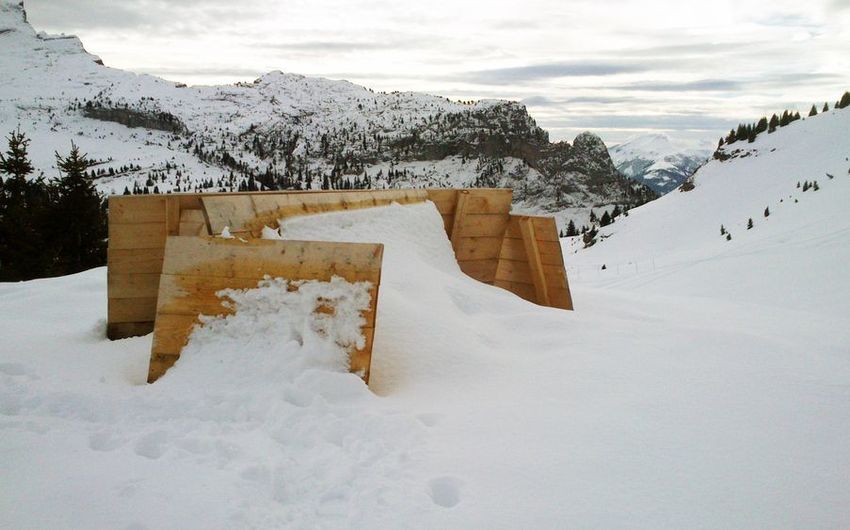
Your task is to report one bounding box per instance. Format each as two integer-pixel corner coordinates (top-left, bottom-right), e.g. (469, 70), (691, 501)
(610, 133), (713, 194)
(3, 100), (850, 526)
(569, 104), (850, 314)
(0, 0), (653, 215)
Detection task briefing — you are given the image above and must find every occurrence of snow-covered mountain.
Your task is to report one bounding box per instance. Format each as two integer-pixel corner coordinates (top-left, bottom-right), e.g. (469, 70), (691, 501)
(0, 0), (654, 215)
(609, 133), (713, 194)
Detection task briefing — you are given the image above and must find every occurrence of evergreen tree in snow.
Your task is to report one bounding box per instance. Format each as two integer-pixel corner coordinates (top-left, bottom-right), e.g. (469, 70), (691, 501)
(764, 206), (770, 217)
(0, 129), (54, 280)
(808, 105), (818, 117)
(52, 143), (107, 274)
(747, 218), (754, 230)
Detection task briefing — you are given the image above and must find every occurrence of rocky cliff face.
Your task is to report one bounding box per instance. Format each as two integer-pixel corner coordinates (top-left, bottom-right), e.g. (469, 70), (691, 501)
(0, 1), (655, 213)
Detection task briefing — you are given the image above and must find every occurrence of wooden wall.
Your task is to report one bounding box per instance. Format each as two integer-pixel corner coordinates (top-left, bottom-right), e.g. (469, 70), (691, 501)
(107, 194), (204, 339)
(148, 236), (383, 383)
(425, 188), (513, 285)
(107, 188), (573, 342)
(424, 189), (573, 309)
(495, 215), (573, 310)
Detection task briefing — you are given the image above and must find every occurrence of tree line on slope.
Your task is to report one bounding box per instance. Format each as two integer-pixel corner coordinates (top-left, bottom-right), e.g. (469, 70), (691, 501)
(0, 130), (107, 281)
(718, 90), (850, 148)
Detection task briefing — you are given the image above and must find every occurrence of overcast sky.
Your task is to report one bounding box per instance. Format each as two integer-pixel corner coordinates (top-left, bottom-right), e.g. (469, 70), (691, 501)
(24, 0), (850, 144)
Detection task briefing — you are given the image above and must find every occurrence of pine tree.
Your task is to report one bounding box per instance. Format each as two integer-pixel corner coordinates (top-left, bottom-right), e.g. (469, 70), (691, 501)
(768, 114), (779, 133)
(0, 129), (54, 280)
(823, 102), (829, 112)
(52, 143), (107, 274)
(612, 204), (622, 218)
(720, 224), (726, 235)
(839, 91), (850, 109)
(808, 104), (818, 117)
(747, 218), (754, 230)
(600, 210), (611, 227)
(565, 219), (577, 237)
(813, 181), (819, 191)
(764, 206), (770, 217)
(726, 233), (732, 241)
(589, 210), (597, 223)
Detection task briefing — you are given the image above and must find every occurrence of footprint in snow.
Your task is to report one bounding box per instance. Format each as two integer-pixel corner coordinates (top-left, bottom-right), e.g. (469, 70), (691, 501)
(428, 476), (462, 508)
(133, 430), (170, 459)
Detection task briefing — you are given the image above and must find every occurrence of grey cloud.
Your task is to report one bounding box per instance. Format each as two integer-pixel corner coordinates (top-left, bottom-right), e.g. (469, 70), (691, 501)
(617, 79), (741, 92)
(25, 0), (147, 30)
(456, 61), (650, 85)
(254, 39), (421, 53)
(547, 114), (736, 132)
(521, 96), (555, 106)
(26, 0), (262, 35)
(137, 66), (264, 78)
(523, 95), (648, 107)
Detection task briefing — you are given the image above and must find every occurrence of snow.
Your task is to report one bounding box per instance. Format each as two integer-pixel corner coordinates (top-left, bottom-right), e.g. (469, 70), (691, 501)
(4, 150), (850, 526)
(2, 5), (849, 523)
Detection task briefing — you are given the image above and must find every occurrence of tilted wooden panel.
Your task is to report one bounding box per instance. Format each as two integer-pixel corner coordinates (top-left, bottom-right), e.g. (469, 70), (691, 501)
(148, 236), (384, 385)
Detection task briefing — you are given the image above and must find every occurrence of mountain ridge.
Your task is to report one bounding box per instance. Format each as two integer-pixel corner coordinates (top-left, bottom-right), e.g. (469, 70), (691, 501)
(0, 1), (655, 218)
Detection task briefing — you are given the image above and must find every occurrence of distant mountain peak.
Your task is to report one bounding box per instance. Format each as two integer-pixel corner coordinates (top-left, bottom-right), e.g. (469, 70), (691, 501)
(609, 133), (713, 195)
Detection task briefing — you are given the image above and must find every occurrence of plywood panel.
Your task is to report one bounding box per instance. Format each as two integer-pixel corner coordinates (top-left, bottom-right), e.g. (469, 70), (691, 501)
(156, 273), (379, 324)
(454, 236), (504, 261)
(503, 216), (560, 241)
(148, 236), (383, 385)
(201, 195), (255, 235)
(519, 216), (550, 306)
(549, 287), (573, 310)
(425, 189), (458, 215)
(108, 195), (166, 224)
(495, 259), (533, 285)
(203, 189), (429, 235)
(458, 259), (498, 284)
(160, 237), (383, 283)
(107, 247), (166, 274)
(450, 190), (470, 247)
(106, 321), (154, 340)
(178, 208), (208, 236)
(498, 238), (564, 266)
(464, 189), (513, 214)
(456, 214), (510, 237)
(108, 297), (158, 324)
(109, 222), (167, 250)
(107, 272), (161, 299)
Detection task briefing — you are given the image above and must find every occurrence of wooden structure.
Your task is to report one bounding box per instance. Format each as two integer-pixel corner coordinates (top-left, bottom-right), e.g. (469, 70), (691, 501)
(106, 188), (573, 382)
(149, 236), (383, 383)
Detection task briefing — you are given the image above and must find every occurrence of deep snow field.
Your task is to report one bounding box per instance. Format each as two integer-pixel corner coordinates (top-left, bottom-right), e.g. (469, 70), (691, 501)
(2, 109), (850, 528)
